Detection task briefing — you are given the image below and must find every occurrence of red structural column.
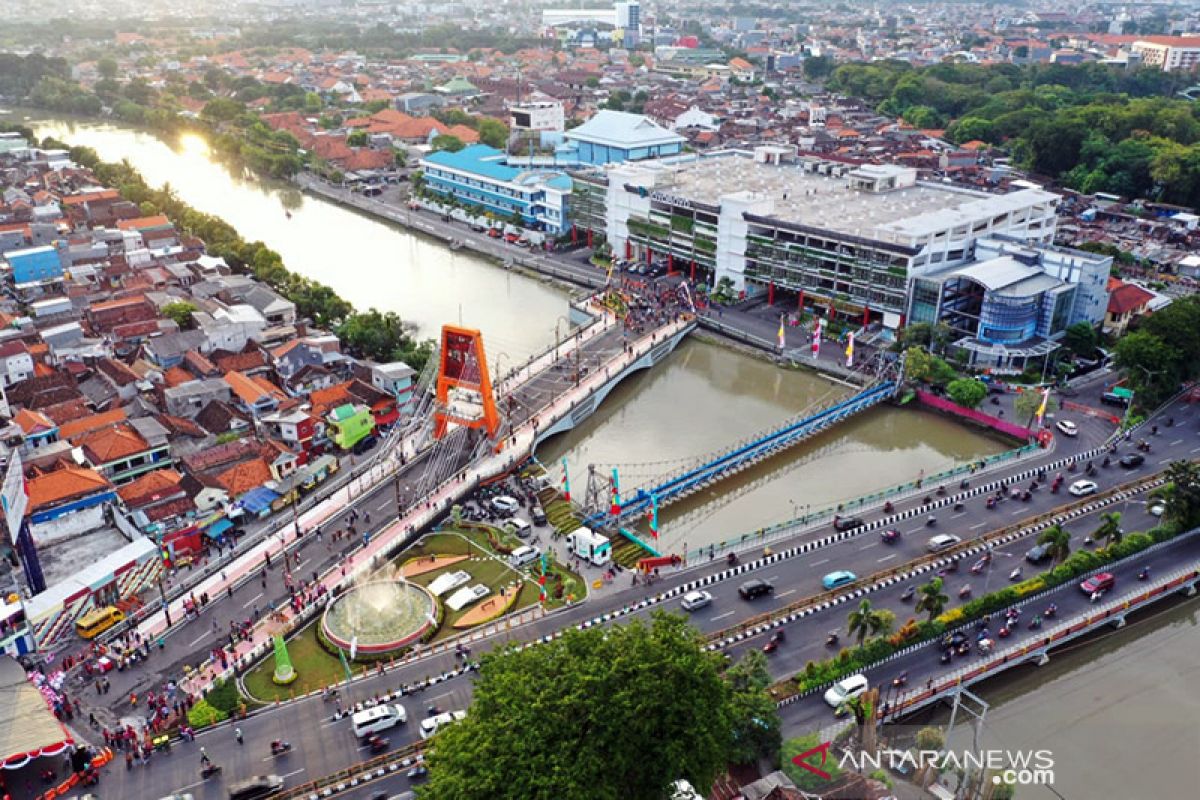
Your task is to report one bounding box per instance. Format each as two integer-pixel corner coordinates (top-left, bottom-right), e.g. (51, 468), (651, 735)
(690, 260), (696, 282)
(587, 229), (593, 248)
(571, 225), (578, 245)
(667, 253), (674, 275)
(646, 247), (653, 264)
(862, 306), (869, 327)
(625, 240), (632, 260)
(767, 283), (775, 305)
(798, 289), (805, 311)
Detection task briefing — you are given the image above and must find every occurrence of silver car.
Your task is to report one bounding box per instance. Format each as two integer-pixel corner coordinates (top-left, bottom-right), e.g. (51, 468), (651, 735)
(680, 590), (713, 611)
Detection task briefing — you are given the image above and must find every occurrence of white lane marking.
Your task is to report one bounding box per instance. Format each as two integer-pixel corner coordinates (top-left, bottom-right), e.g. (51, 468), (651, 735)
(711, 611), (736, 622)
(1011, 508), (1027, 515)
(906, 527), (926, 535)
(859, 542), (879, 550)
(1192, 446), (1200, 453)
(187, 632), (209, 647)
(430, 690), (454, 701)
(776, 589), (797, 599)
(281, 768), (306, 779)
(1159, 457), (1174, 465)
(970, 522), (987, 530)
(242, 592), (263, 609)
(1170, 439), (1183, 446)
(877, 554), (898, 563)
(810, 559), (830, 567)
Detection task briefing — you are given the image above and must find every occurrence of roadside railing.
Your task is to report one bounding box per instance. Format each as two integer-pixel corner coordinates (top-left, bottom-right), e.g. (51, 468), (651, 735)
(269, 740), (427, 800)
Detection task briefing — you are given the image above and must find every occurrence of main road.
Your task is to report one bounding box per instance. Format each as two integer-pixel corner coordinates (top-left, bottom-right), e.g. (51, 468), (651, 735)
(82, 394), (1200, 799)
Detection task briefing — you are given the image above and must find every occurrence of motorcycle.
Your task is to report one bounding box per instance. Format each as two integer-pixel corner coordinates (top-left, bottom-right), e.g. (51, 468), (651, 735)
(1138, 567), (1150, 581)
(883, 501), (894, 514)
(926, 515), (937, 527)
(1019, 490), (1032, 502)
(1009, 567), (1023, 581)
(892, 671), (909, 688)
(1050, 481), (1061, 494)
(900, 585), (915, 602)
(1028, 615), (1043, 630)
(270, 741), (292, 756)
(1045, 604), (1057, 618)
(940, 649), (953, 664)
(936, 485), (947, 496)
(953, 502), (965, 511)
(959, 585), (972, 598)
(201, 764), (222, 779)
(881, 529), (900, 544)
(1138, 440), (1151, 453)
(825, 631), (840, 648)
(763, 630), (786, 654)
(998, 625), (1011, 638)
(1102, 456), (1111, 468)
(726, 552), (738, 567)
(986, 497), (998, 510)
(367, 735), (389, 754)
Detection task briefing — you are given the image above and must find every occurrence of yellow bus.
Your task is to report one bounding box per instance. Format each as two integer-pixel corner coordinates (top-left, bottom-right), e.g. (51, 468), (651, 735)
(75, 606), (124, 639)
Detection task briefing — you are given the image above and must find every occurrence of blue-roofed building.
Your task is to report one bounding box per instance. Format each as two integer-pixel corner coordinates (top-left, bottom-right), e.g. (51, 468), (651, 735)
(5, 245), (63, 287)
(420, 145), (572, 234)
(561, 110), (684, 166)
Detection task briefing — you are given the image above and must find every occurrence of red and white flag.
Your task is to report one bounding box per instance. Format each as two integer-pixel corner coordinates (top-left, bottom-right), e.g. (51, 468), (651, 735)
(811, 318), (823, 359)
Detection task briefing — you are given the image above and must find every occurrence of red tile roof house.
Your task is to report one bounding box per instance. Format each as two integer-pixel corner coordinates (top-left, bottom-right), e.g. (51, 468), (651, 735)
(25, 464), (117, 547)
(74, 422), (172, 485)
(1103, 281), (1155, 335)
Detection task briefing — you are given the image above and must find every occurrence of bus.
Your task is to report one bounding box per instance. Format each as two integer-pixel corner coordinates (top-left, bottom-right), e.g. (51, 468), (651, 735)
(75, 606), (124, 639)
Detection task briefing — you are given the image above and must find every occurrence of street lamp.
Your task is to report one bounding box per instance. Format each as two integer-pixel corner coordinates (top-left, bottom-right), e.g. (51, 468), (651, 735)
(492, 351), (511, 395)
(554, 315), (571, 360)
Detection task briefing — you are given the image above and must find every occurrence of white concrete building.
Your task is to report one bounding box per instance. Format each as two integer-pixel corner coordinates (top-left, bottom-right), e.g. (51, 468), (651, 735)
(1131, 36), (1200, 71)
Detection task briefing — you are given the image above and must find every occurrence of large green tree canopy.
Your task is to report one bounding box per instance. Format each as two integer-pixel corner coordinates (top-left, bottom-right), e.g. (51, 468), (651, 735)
(420, 615), (744, 800)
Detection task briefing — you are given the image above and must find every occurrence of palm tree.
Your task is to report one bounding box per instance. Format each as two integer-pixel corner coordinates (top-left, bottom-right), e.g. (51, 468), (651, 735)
(1037, 524), (1071, 564)
(915, 577), (950, 621)
(847, 599), (893, 647)
(1092, 512), (1123, 549)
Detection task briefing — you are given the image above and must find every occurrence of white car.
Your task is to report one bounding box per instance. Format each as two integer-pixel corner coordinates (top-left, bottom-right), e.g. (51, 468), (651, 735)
(419, 709), (467, 739)
(1069, 479), (1099, 497)
(680, 590), (713, 612)
(490, 495), (519, 515)
(926, 534), (962, 553)
(1149, 500), (1166, 517)
(824, 674), (869, 708)
(1055, 419), (1078, 437)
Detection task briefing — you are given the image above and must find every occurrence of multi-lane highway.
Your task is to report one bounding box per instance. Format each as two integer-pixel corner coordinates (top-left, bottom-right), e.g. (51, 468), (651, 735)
(63, 388), (1199, 799)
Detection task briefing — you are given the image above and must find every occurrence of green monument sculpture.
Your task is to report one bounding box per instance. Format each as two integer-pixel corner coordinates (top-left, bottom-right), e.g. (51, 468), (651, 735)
(271, 633), (297, 685)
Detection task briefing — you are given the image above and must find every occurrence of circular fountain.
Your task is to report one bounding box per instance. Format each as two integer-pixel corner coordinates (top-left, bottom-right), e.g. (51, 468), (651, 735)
(321, 580), (436, 657)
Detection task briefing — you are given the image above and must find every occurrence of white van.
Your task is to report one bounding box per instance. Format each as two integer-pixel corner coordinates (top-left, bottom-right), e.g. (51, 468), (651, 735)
(508, 545), (540, 567)
(350, 704), (407, 738)
(419, 709), (467, 739)
(507, 518), (532, 539)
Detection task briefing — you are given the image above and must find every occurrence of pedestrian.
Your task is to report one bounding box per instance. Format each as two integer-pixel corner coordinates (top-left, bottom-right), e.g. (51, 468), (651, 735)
(234, 727), (243, 745)
(200, 747), (210, 766)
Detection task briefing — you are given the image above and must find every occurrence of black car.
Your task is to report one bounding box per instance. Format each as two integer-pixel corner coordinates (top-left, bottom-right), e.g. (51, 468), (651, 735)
(229, 775), (285, 800)
(1119, 453), (1145, 468)
(352, 435), (379, 456)
(833, 516), (864, 532)
(738, 579), (774, 600)
(1025, 544), (1052, 564)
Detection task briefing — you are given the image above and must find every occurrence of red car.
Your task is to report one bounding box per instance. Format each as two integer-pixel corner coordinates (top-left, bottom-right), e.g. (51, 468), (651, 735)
(1080, 572), (1115, 595)
(504, 232), (520, 243)
(487, 228), (501, 238)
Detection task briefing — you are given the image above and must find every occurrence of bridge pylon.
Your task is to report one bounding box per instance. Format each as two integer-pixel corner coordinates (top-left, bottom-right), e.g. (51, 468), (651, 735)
(433, 326), (501, 443)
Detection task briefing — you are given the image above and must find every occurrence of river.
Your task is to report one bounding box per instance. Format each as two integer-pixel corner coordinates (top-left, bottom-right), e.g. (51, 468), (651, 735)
(18, 115), (1194, 796)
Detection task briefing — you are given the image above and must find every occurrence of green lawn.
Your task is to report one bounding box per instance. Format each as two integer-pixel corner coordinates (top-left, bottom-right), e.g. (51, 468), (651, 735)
(242, 625), (355, 702)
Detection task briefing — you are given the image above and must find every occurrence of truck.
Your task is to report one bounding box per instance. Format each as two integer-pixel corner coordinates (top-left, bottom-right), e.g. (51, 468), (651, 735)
(565, 527), (612, 567)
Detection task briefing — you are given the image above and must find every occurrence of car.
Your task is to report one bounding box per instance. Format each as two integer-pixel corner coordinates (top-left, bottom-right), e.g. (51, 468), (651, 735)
(486, 227), (502, 238)
(419, 710), (467, 739)
(352, 435), (378, 455)
(680, 590), (713, 611)
(926, 534), (962, 553)
(833, 516), (865, 532)
(1100, 391), (1130, 407)
(1025, 544), (1052, 564)
(1069, 479), (1099, 497)
(738, 579), (774, 600)
(490, 495), (520, 515)
(880, 528), (901, 544)
(1080, 572), (1115, 595)
(823, 674), (869, 708)
(822, 570), (858, 590)
(1149, 500), (1166, 517)
(228, 775), (285, 800)
(1119, 453), (1145, 469)
(1055, 419), (1078, 437)
(530, 505), (548, 525)
(503, 232), (520, 243)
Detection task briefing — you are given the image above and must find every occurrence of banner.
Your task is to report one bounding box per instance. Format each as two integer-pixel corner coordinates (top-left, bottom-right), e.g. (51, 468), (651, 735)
(811, 318), (823, 359)
(845, 331), (855, 368)
(777, 316), (786, 350)
(560, 457), (570, 502)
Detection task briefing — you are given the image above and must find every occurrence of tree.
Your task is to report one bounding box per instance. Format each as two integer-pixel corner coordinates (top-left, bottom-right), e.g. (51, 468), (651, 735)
(1114, 330), (1179, 409)
(421, 615), (734, 799)
(97, 57), (119, 80)
(431, 134), (465, 152)
(903, 346), (956, 386)
(1062, 322), (1099, 360)
(915, 577), (949, 622)
(1036, 524), (1071, 564)
(847, 599), (893, 648)
(723, 650), (781, 765)
(1160, 460), (1200, 528)
(1014, 389), (1058, 426)
(347, 130), (368, 147)
(1092, 512), (1123, 549)
(802, 55), (835, 80)
(477, 117), (509, 149)
(161, 301), (197, 329)
(783, 735), (844, 792)
(201, 97), (243, 122)
(946, 378), (987, 409)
